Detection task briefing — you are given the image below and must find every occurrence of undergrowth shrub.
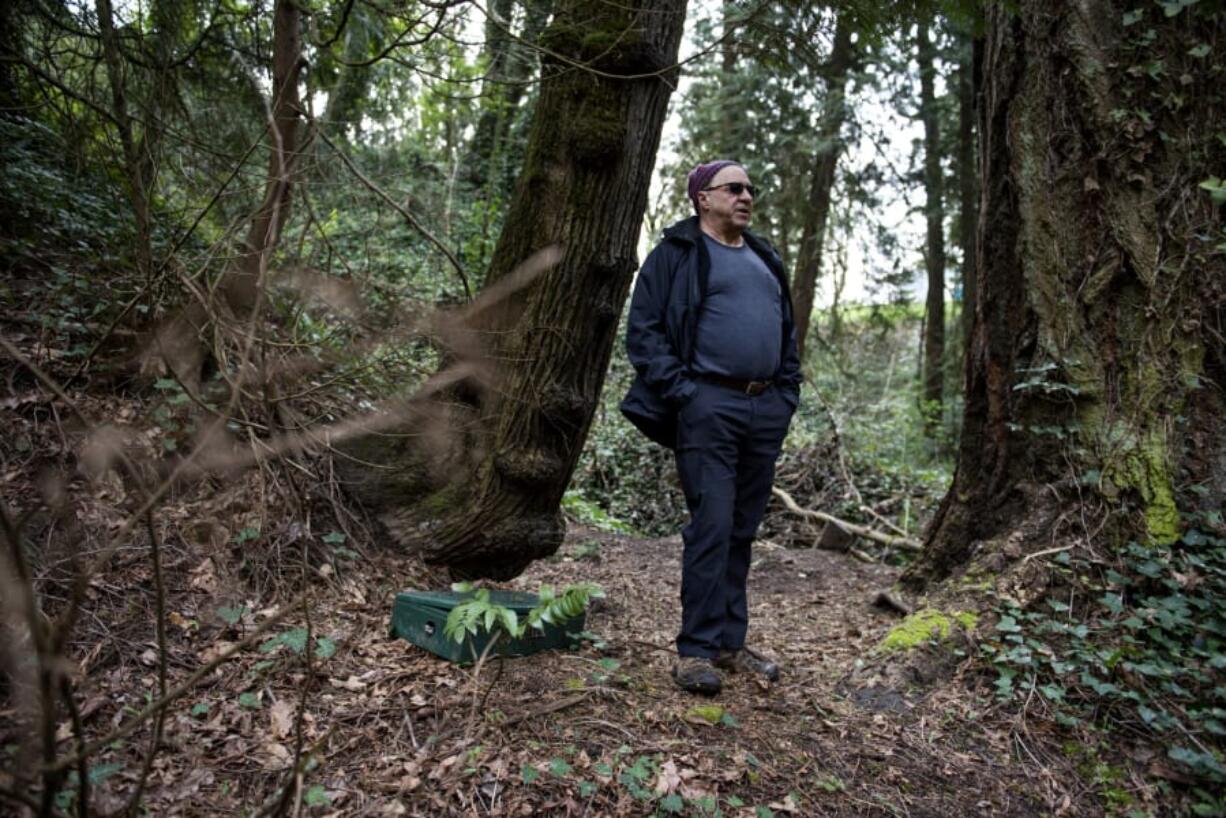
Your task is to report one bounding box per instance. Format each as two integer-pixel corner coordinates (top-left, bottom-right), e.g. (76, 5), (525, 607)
(981, 510), (1226, 814)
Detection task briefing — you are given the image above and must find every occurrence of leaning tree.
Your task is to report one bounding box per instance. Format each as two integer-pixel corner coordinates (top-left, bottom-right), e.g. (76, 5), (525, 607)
(905, 0), (1225, 587)
(337, 0), (688, 579)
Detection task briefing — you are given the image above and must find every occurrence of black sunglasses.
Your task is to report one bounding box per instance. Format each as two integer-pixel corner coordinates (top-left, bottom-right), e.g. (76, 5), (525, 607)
(702, 182), (758, 197)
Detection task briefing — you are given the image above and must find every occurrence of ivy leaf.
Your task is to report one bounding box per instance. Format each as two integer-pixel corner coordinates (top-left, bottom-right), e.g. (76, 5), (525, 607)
(659, 793), (685, 813)
(521, 764), (540, 784)
(314, 637), (336, 659)
(303, 785), (331, 806)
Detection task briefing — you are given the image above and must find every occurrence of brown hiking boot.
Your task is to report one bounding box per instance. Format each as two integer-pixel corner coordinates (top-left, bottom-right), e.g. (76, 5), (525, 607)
(715, 647), (781, 682)
(672, 656), (722, 695)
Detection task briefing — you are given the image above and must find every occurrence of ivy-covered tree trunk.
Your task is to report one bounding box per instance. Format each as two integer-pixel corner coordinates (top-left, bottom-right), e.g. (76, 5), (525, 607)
(340, 0), (688, 579)
(905, 0), (1225, 589)
(791, 14), (853, 360)
(917, 19), (946, 422)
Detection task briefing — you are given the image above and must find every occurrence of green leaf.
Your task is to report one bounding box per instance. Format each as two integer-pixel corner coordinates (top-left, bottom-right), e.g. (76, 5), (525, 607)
(996, 615), (1022, 633)
(755, 807), (776, 818)
(521, 764), (540, 784)
(322, 531), (346, 544)
(578, 780), (597, 797)
(238, 692), (261, 709)
(1188, 43), (1211, 58)
(88, 763), (123, 785)
(217, 605), (248, 626)
(303, 785), (331, 806)
(659, 793), (685, 813)
(261, 628), (309, 655)
(1200, 177), (1226, 206)
(190, 702), (210, 717)
(727, 795), (745, 807)
(501, 607), (518, 636)
(548, 757), (572, 777)
(314, 637), (336, 659)
(234, 526), (260, 544)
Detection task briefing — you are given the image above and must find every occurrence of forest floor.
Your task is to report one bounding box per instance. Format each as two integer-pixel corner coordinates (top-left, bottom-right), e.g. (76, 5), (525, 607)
(0, 321), (1113, 817)
(1, 452), (1109, 818)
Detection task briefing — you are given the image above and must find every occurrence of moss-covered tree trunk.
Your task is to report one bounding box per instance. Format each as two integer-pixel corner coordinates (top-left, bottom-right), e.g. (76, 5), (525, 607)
(791, 14), (854, 360)
(340, 0), (687, 579)
(905, 0), (1225, 589)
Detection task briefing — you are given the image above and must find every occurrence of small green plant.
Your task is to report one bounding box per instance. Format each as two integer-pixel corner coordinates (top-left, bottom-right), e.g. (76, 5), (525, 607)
(980, 517), (1226, 803)
(258, 627), (336, 660)
(562, 490), (634, 534)
(443, 582), (605, 646)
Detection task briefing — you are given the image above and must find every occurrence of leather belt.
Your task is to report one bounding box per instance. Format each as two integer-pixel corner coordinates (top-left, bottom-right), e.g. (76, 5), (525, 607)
(698, 374), (771, 396)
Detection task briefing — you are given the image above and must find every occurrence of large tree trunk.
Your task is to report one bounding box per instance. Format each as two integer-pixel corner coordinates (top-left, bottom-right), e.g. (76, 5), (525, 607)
(339, 0), (688, 580)
(905, 0), (1225, 589)
(917, 20), (946, 423)
(790, 14), (854, 361)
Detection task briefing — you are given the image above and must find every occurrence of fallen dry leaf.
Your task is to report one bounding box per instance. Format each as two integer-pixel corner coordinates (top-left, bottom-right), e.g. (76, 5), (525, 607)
(269, 699), (295, 739)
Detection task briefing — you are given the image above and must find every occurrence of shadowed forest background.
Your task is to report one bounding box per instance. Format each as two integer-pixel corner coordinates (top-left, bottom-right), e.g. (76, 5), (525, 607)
(1, 0), (1224, 815)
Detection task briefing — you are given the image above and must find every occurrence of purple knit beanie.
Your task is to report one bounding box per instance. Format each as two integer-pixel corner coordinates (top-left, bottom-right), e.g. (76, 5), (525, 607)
(687, 160), (742, 213)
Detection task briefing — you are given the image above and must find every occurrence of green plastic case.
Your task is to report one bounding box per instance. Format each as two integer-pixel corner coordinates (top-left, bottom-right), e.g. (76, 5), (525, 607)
(390, 589), (586, 663)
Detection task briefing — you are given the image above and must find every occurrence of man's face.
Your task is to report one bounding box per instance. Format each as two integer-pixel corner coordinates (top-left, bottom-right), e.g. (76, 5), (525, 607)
(697, 165), (754, 232)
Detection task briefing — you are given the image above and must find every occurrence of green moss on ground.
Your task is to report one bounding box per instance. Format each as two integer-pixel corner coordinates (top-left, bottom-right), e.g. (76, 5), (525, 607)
(877, 609), (978, 653)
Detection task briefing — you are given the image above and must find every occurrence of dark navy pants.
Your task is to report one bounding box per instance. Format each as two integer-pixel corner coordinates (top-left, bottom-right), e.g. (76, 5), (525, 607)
(674, 381), (794, 659)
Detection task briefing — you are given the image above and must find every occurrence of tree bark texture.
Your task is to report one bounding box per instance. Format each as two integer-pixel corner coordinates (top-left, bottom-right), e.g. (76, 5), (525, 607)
(230, 0), (303, 315)
(917, 20), (946, 418)
(790, 15), (854, 361)
(906, 1), (1226, 588)
(957, 34), (981, 351)
(339, 0), (688, 579)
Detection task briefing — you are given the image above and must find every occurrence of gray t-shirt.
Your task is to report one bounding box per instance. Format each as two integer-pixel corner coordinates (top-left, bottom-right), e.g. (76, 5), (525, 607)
(691, 235), (783, 380)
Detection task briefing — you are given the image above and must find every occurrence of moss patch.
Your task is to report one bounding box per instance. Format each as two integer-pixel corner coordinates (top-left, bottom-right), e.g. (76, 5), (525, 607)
(877, 609), (978, 653)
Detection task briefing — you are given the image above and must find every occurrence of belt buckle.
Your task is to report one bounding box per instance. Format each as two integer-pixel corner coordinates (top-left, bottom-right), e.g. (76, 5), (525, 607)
(746, 381), (767, 396)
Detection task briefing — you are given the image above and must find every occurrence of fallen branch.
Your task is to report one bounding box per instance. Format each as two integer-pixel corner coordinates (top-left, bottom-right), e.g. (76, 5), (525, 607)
(771, 487), (923, 552)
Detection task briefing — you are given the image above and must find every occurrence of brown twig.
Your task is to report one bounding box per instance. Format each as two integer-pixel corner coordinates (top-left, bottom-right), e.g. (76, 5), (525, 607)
(501, 693), (591, 729)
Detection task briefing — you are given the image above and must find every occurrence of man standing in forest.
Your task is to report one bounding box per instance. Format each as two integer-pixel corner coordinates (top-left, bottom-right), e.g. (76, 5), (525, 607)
(620, 161), (802, 695)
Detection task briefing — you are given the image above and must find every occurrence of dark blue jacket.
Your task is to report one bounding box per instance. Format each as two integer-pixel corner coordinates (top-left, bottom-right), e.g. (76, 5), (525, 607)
(620, 216), (802, 449)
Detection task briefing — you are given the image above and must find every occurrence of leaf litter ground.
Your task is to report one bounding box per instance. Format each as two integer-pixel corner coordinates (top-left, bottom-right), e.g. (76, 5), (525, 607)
(0, 372), (1098, 816)
(2, 518), (1099, 815)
